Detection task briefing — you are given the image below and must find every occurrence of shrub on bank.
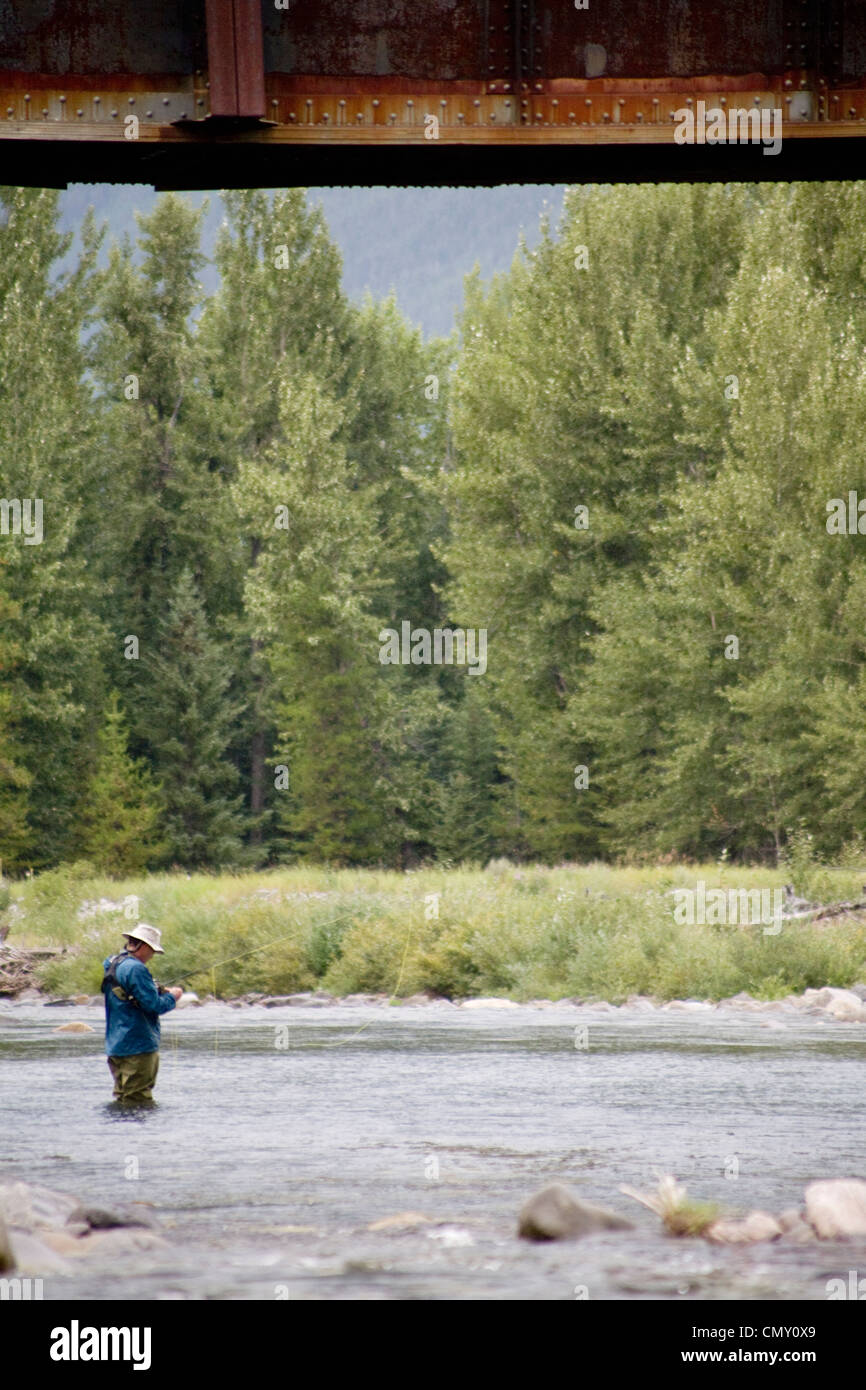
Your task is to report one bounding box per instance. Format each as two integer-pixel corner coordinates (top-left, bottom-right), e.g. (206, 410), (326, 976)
(6, 860), (866, 1002)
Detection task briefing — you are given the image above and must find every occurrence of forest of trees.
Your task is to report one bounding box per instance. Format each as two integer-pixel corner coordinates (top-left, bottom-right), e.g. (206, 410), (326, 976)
(2, 180), (866, 875)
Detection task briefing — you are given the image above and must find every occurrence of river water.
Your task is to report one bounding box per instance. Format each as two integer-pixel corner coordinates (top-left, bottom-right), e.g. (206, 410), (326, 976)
(2, 998), (865, 1301)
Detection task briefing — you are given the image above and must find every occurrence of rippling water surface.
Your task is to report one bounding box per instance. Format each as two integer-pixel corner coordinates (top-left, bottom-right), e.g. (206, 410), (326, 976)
(2, 999), (865, 1300)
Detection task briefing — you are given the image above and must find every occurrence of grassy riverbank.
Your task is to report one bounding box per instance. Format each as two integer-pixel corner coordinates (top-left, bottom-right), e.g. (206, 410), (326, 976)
(4, 860), (866, 1003)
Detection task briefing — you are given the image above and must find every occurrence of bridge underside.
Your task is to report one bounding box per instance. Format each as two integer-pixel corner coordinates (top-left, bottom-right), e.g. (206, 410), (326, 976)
(1, 1), (865, 186)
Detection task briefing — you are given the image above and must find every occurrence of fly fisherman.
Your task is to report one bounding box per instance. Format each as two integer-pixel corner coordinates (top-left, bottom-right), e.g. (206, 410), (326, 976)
(102, 925), (182, 1103)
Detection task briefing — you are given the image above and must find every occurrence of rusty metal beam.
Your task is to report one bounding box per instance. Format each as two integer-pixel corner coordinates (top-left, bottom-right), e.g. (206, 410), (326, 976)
(205, 0), (238, 115)
(204, 0), (264, 117)
(232, 0), (265, 117)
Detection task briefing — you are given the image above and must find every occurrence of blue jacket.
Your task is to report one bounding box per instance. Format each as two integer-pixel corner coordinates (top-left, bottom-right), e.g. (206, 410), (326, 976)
(103, 955), (176, 1057)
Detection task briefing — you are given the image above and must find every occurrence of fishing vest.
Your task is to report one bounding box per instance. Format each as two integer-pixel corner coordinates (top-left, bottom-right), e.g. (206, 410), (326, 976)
(101, 951), (143, 1009)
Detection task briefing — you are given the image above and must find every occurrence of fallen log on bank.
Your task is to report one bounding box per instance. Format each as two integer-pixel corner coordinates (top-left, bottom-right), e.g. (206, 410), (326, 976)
(0, 944), (65, 996)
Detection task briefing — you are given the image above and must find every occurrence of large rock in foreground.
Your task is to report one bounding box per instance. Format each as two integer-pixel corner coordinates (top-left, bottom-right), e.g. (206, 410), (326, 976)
(518, 1183), (633, 1241)
(0, 1180), (168, 1274)
(0, 1213), (14, 1272)
(0, 1181), (82, 1231)
(805, 1179), (866, 1238)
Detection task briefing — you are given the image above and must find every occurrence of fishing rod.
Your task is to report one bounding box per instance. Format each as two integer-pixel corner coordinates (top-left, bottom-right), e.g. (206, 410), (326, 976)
(158, 914), (354, 990)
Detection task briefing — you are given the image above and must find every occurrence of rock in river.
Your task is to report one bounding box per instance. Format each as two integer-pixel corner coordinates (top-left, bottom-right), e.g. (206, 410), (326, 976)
(0, 1181), (168, 1274)
(0, 1213), (14, 1272)
(800, 987), (866, 1021)
(518, 1183), (633, 1241)
(52, 1021), (94, 1034)
(805, 1179), (866, 1238)
(368, 1211), (432, 1232)
(0, 1182), (82, 1231)
(72, 1203), (158, 1231)
(705, 1211), (782, 1244)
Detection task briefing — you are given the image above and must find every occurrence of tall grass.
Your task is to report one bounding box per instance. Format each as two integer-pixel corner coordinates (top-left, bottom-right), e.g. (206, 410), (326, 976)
(5, 860), (866, 1002)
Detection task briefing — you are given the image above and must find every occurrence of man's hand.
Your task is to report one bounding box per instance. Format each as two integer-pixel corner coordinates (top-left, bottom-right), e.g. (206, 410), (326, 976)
(168, 987), (183, 1001)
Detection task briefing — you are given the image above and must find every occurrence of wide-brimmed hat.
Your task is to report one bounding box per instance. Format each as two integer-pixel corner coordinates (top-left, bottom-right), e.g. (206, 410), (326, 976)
(123, 924), (165, 955)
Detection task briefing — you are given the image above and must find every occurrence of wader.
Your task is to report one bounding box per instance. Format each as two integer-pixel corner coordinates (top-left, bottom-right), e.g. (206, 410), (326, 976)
(107, 1051), (160, 1103)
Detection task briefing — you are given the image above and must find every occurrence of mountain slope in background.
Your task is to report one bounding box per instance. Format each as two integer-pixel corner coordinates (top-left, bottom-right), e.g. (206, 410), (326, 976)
(59, 183), (566, 339)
